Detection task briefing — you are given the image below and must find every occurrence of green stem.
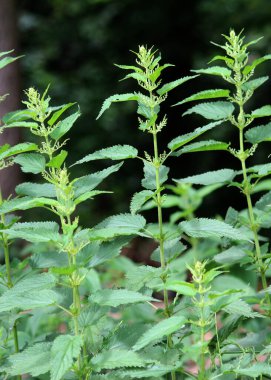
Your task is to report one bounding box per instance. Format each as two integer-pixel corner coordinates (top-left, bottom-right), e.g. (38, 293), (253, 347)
(239, 127), (270, 298)
(152, 131), (176, 380)
(198, 292), (206, 380)
(0, 192), (21, 380)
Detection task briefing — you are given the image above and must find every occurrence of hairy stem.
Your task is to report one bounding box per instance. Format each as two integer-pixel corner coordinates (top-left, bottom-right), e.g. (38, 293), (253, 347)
(153, 131), (176, 380)
(238, 107), (270, 300)
(0, 192), (21, 380)
(198, 291), (206, 380)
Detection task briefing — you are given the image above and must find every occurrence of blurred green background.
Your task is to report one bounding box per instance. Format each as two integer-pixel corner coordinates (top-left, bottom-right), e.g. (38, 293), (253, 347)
(5, 0), (271, 224)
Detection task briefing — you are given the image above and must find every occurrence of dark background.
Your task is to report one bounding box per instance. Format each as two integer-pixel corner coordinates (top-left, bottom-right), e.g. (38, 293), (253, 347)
(2, 0), (271, 225)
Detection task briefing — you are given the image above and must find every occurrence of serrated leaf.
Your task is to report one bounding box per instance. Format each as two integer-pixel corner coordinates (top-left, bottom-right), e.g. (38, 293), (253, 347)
(133, 316), (186, 351)
(243, 54), (271, 75)
(168, 120), (224, 151)
(125, 266), (163, 291)
(174, 89), (230, 106)
(0, 196), (58, 214)
(183, 101), (234, 120)
(48, 102), (76, 126)
(141, 161), (169, 190)
(251, 105), (271, 118)
(73, 162), (123, 197)
(72, 145), (138, 166)
(6, 342), (51, 376)
(50, 335), (83, 380)
(91, 213), (146, 239)
(175, 140), (229, 156)
(89, 289), (154, 307)
(50, 110), (81, 140)
(242, 76), (269, 92)
(130, 190), (154, 214)
(2, 221), (60, 243)
(223, 299), (260, 318)
(174, 169), (235, 186)
(157, 75), (198, 96)
(78, 304), (109, 329)
(91, 350), (147, 371)
(234, 363), (271, 377)
(79, 237), (130, 267)
(47, 150), (67, 168)
(180, 218), (251, 241)
(245, 122), (271, 143)
(0, 289), (58, 312)
(97, 93), (139, 119)
(192, 66), (231, 77)
(2, 109), (34, 125)
(151, 238), (186, 263)
(209, 315), (242, 352)
(255, 191), (271, 211)
(0, 142), (37, 161)
(14, 153), (46, 174)
(214, 247), (248, 265)
(119, 365), (176, 378)
(16, 182), (56, 198)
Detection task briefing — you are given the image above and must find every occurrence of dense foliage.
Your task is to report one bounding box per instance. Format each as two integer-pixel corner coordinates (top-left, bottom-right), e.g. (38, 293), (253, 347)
(1, 30), (271, 380)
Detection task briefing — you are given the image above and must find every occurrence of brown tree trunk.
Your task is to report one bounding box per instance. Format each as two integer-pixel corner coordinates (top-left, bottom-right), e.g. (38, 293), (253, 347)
(0, 0), (21, 198)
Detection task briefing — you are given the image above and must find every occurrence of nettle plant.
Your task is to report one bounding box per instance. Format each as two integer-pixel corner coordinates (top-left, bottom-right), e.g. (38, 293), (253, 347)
(0, 30), (271, 380)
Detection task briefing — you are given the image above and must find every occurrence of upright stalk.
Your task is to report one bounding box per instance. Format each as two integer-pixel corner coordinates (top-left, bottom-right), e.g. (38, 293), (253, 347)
(152, 130), (176, 380)
(0, 191), (21, 380)
(233, 61), (270, 298)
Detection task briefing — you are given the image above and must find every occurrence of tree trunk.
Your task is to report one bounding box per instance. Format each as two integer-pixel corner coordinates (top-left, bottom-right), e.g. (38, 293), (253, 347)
(0, 0), (21, 198)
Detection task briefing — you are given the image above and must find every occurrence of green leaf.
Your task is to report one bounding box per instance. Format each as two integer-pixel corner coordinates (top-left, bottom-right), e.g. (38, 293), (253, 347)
(0, 142), (37, 161)
(243, 54), (271, 75)
(242, 76), (269, 92)
(14, 153), (46, 174)
(142, 161), (169, 190)
(74, 190), (111, 206)
(209, 315), (242, 352)
(175, 140), (229, 155)
(89, 289), (154, 307)
(180, 218), (251, 241)
(50, 110), (81, 140)
(119, 365), (177, 378)
(183, 101), (234, 120)
(133, 316), (186, 351)
(245, 122), (271, 143)
(91, 350), (147, 371)
(151, 238), (186, 262)
(93, 213), (146, 238)
(251, 105), (271, 118)
(0, 52), (21, 70)
(47, 150), (67, 168)
(50, 335), (83, 380)
(163, 281), (196, 296)
(72, 145), (138, 166)
(78, 304), (109, 329)
(157, 75), (198, 96)
(73, 162), (123, 197)
(234, 363), (271, 377)
(16, 182), (56, 198)
(214, 247), (248, 265)
(2, 121), (38, 129)
(174, 169), (236, 186)
(130, 190), (154, 214)
(2, 221), (60, 243)
(6, 342), (51, 376)
(192, 66), (231, 77)
(168, 120), (224, 151)
(174, 89), (230, 106)
(0, 196), (58, 214)
(125, 266), (163, 291)
(48, 102), (76, 126)
(223, 299), (260, 318)
(97, 93), (139, 119)
(2, 109), (34, 124)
